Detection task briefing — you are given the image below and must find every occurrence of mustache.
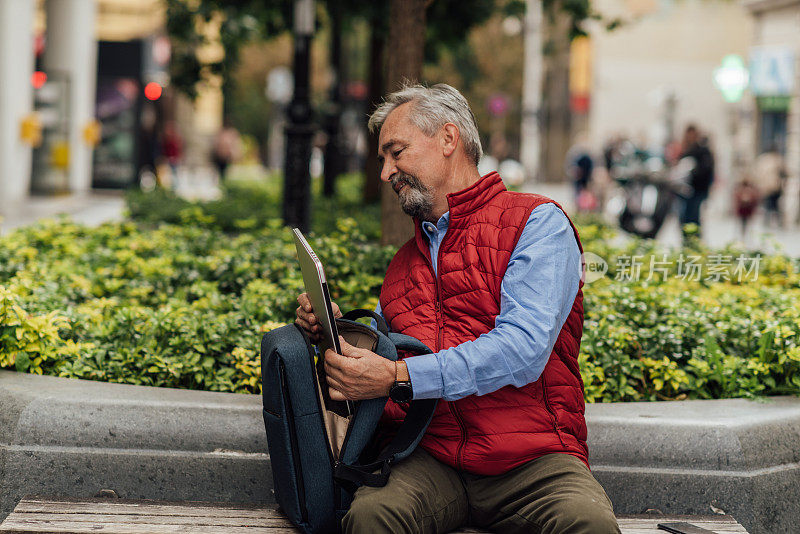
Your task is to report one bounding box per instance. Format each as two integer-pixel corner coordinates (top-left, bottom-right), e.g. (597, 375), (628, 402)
(390, 172), (418, 194)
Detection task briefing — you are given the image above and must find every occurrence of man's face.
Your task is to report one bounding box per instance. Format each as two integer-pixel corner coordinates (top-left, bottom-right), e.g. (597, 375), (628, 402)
(377, 103), (446, 222)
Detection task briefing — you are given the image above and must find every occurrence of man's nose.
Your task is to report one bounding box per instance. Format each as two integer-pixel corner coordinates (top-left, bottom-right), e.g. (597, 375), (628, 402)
(380, 161), (396, 183)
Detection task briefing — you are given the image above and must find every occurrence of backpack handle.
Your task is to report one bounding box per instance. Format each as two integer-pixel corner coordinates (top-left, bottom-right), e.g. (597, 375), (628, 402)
(342, 309), (389, 336)
(388, 332), (433, 355)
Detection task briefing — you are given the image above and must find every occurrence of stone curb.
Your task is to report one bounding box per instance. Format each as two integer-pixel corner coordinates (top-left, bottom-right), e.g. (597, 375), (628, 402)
(0, 370), (271, 524)
(2, 371), (798, 533)
(586, 397), (800, 534)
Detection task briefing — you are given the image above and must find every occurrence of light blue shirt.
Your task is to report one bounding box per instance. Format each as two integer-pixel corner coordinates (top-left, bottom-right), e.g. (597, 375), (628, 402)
(377, 202), (582, 401)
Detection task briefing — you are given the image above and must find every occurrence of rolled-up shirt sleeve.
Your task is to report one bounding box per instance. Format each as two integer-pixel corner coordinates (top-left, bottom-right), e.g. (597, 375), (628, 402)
(403, 203), (582, 401)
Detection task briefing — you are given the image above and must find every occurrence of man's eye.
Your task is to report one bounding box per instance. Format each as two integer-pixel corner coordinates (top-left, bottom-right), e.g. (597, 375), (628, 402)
(392, 149), (403, 158)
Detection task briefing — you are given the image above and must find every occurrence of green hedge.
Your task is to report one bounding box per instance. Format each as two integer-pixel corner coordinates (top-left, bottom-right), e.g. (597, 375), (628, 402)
(126, 171), (382, 240)
(1, 176), (798, 401)
(0, 216), (392, 393)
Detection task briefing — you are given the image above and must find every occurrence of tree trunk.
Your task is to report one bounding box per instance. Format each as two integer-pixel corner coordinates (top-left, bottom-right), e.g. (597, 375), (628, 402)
(363, 18), (385, 204)
(540, 2), (572, 183)
(380, 0), (426, 247)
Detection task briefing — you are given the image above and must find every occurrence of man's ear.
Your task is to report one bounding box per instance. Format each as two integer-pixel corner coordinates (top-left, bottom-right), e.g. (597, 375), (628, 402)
(440, 123), (460, 157)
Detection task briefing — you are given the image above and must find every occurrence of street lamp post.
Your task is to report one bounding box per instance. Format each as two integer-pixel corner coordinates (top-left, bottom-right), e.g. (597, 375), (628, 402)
(283, 0), (315, 232)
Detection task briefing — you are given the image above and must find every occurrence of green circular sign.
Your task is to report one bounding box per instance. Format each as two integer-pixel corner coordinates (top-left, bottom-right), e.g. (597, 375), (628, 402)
(714, 54), (749, 103)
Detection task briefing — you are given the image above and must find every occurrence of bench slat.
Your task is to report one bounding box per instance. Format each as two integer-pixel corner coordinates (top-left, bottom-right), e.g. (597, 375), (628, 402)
(13, 500), (282, 520)
(0, 518), (297, 534)
(616, 516), (748, 533)
(3, 513), (291, 528)
(0, 497), (749, 533)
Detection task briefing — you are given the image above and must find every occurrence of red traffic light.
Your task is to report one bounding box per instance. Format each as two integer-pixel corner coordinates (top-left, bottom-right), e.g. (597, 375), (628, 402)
(144, 82), (162, 101)
(31, 71), (47, 89)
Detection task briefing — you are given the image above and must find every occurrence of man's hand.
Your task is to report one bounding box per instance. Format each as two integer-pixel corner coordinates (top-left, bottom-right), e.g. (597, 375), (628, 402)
(295, 292), (342, 343)
(325, 336), (396, 401)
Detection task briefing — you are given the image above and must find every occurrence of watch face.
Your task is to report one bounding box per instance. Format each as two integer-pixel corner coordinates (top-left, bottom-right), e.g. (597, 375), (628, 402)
(390, 381), (413, 403)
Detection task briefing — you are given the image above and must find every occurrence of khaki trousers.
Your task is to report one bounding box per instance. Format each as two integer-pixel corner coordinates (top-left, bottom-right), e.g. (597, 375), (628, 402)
(342, 449), (620, 534)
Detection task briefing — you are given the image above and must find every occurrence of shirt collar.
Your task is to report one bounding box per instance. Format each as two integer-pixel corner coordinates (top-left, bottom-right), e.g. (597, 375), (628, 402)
(422, 212), (450, 241)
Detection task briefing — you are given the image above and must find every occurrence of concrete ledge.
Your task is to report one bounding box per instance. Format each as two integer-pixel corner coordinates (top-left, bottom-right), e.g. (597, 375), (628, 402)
(587, 398), (800, 534)
(0, 371), (271, 523)
(2, 371), (799, 533)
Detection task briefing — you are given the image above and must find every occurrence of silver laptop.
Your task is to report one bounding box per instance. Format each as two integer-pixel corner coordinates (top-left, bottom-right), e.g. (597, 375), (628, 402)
(293, 228), (352, 416)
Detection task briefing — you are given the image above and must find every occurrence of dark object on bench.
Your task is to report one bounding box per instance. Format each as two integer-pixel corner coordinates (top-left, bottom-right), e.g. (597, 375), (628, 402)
(658, 520), (720, 534)
(0, 497), (750, 533)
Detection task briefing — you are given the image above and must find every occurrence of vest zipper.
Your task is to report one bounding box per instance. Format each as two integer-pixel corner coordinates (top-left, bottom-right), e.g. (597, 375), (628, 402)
(450, 401), (468, 470)
(429, 234), (468, 471)
(541, 373), (567, 448)
(434, 278), (443, 350)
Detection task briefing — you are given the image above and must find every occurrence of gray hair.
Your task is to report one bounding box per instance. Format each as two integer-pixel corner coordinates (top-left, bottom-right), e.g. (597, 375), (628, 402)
(368, 83), (483, 165)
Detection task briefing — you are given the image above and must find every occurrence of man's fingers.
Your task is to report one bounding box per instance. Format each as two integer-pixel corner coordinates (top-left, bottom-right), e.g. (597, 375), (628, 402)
(296, 306), (319, 326)
(329, 386), (347, 402)
(294, 316), (321, 339)
(326, 373), (348, 401)
(295, 306), (322, 338)
(298, 292), (341, 320)
(297, 293), (313, 312)
(324, 358), (348, 386)
(324, 348), (347, 371)
(295, 314), (320, 332)
(294, 321), (322, 343)
(337, 336), (357, 357)
(337, 336), (367, 359)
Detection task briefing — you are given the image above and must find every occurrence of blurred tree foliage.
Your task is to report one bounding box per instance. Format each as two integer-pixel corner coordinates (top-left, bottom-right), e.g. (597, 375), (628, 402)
(165, 0), (292, 102)
(164, 0), (600, 106)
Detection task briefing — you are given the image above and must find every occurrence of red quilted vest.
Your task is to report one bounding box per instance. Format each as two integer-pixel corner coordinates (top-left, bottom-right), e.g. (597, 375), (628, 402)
(379, 171), (588, 475)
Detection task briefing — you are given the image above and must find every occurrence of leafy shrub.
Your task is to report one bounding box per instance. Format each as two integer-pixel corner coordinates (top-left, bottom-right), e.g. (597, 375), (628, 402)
(1, 180), (798, 401)
(0, 217), (393, 393)
(576, 219), (800, 401)
(126, 172), (382, 240)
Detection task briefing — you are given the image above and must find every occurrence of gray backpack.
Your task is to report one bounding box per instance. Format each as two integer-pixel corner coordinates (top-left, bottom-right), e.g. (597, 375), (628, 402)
(260, 309), (437, 533)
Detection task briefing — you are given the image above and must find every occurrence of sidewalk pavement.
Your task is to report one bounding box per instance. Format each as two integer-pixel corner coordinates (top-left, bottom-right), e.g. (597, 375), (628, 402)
(523, 180), (800, 258)
(1, 174), (797, 258)
(0, 191), (126, 235)
(0, 167), (223, 235)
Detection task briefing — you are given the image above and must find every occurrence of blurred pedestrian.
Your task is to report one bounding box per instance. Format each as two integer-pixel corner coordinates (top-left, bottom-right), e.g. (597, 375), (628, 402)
(161, 121), (183, 188)
(732, 177), (760, 239)
(754, 145), (787, 228)
(677, 124), (715, 239)
(137, 102), (160, 190)
(212, 119), (242, 183)
(566, 138), (596, 212)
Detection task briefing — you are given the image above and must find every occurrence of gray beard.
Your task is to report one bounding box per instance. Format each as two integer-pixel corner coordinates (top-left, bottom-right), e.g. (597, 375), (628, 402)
(392, 172), (434, 222)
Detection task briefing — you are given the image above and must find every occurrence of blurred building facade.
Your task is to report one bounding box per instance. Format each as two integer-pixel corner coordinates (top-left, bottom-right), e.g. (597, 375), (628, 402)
(585, 0), (754, 188)
(0, 0), (221, 216)
(743, 0), (799, 183)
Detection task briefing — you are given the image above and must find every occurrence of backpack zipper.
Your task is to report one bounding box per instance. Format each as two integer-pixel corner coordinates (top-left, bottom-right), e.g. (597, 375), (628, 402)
(299, 323), (366, 512)
(279, 359), (309, 524)
(295, 325), (336, 470)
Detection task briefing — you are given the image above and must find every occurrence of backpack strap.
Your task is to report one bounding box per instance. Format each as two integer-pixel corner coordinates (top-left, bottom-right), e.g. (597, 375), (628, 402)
(334, 397), (437, 488)
(334, 334), (437, 489)
(342, 309), (389, 336)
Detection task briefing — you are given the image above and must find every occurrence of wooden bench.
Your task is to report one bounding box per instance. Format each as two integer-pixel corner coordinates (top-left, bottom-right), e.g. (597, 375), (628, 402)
(0, 497), (750, 533)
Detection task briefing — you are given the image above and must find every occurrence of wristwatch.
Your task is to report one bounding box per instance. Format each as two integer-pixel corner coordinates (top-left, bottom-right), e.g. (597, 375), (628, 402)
(389, 361), (413, 403)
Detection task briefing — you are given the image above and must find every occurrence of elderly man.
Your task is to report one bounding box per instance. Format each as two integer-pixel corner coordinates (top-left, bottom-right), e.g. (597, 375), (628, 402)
(296, 84), (618, 534)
